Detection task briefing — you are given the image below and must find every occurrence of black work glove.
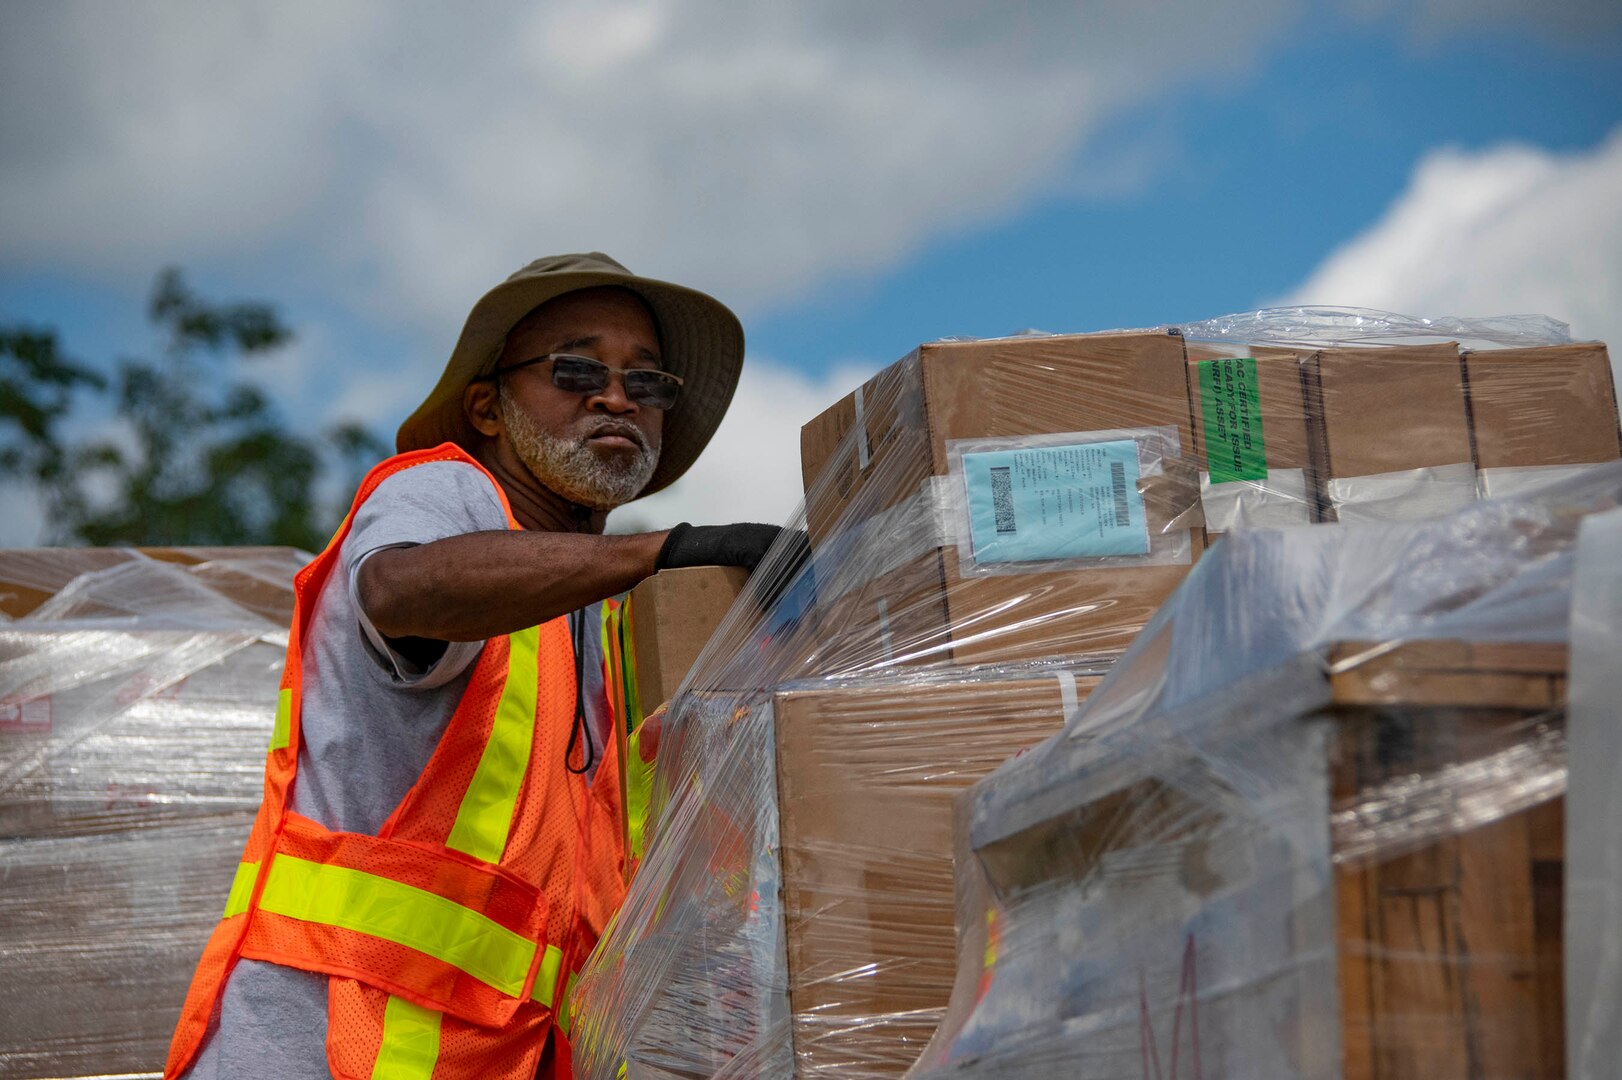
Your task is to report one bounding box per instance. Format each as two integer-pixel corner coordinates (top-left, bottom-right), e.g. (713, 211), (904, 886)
(657, 522), (785, 574)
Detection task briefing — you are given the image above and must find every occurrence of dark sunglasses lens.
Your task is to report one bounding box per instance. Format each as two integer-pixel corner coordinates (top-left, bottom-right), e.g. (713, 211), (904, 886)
(550, 357), (610, 394)
(624, 371), (681, 409)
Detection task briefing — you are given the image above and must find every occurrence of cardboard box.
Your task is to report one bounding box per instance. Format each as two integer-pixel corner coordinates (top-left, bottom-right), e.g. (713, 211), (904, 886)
(800, 332), (1204, 664)
(1186, 345), (1316, 537)
(624, 566), (749, 707)
(1464, 343), (1621, 498)
(1327, 641), (1566, 1080)
(1305, 343), (1475, 523)
(772, 669), (1101, 1077)
(0, 546), (297, 621)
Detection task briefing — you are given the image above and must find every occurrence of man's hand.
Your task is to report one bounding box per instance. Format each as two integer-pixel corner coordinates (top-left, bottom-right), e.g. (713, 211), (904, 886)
(636, 702), (666, 763)
(656, 523), (784, 573)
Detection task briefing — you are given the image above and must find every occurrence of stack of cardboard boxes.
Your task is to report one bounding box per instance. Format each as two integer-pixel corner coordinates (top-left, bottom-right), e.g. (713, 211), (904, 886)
(578, 326), (1620, 1080)
(1187, 339), (1620, 528)
(905, 488), (1607, 1079)
(761, 331), (1619, 1077)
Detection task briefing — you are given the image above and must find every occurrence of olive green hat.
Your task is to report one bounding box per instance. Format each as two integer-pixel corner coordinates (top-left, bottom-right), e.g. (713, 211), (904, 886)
(396, 252), (745, 499)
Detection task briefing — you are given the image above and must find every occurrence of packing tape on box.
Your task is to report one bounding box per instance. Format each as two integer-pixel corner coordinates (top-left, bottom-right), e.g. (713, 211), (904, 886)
(1477, 462), (1609, 500)
(1326, 462), (1478, 524)
(1199, 467), (1313, 532)
(853, 382), (872, 469)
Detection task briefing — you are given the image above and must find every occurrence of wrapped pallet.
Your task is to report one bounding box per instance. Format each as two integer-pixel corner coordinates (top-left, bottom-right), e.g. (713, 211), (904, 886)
(910, 463), (1622, 1080)
(570, 309), (1616, 1080)
(0, 548), (302, 1080)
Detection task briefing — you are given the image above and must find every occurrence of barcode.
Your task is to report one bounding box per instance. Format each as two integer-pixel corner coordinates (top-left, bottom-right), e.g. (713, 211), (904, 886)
(1110, 460), (1129, 527)
(991, 466), (1017, 533)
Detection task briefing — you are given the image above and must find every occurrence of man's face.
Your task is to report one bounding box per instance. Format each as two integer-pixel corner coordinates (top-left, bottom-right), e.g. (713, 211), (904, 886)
(493, 287), (665, 509)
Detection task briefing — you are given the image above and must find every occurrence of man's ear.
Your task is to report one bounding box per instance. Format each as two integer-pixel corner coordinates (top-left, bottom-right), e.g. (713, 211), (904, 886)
(464, 380), (503, 438)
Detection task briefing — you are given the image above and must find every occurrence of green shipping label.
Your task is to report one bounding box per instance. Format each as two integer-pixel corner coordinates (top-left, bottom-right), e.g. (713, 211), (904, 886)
(1197, 357), (1267, 484)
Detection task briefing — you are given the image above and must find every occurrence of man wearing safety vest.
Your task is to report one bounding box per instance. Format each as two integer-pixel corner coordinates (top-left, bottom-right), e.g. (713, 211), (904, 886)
(166, 253), (781, 1080)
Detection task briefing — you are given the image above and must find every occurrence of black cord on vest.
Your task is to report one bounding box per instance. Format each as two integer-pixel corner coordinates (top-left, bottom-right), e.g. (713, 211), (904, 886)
(564, 605), (596, 775)
(564, 503), (597, 776)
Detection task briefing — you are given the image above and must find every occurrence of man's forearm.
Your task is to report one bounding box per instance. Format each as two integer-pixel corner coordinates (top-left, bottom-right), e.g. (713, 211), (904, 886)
(359, 529), (669, 642)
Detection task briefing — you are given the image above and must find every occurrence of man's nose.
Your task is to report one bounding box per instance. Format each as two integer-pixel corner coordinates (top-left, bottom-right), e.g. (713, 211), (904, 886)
(584, 372), (638, 415)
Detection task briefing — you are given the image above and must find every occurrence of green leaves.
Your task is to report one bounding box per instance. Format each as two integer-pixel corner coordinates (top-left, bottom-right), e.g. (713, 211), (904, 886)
(4, 269), (387, 551)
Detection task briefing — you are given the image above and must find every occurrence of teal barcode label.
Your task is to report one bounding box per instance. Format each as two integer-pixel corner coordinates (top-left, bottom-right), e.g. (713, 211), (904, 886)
(962, 439), (1149, 564)
(1197, 357), (1267, 484)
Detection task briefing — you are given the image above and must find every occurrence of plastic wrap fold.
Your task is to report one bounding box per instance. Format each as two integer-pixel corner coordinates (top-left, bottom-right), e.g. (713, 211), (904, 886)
(0, 548), (300, 1080)
(573, 310), (1620, 1078)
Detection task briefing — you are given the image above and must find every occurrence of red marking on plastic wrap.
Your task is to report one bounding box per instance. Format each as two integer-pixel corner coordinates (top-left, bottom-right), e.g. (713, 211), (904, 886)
(0, 695), (51, 732)
(104, 780), (160, 810)
(115, 672), (187, 707)
(1139, 934), (1202, 1080)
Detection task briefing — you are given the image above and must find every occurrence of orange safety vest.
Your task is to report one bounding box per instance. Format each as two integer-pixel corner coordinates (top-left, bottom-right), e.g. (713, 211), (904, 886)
(166, 444), (633, 1080)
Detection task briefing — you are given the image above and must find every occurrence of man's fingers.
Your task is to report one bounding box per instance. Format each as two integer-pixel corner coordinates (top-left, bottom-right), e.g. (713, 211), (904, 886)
(638, 702), (667, 762)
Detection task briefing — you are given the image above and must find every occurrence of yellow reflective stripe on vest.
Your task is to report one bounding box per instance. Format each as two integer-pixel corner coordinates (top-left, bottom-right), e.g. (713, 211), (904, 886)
(223, 860), (260, 918)
(446, 625), (540, 863)
(269, 688), (293, 752)
(530, 943), (565, 1007)
(604, 600), (653, 861)
(372, 995), (442, 1080)
(258, 854), (536, 997)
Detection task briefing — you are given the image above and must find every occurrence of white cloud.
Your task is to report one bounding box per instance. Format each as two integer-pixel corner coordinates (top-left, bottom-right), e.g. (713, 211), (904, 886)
(613, 357), (872, 532)
(1280, 127), (1622, 352)
(1, 0), (1297, 342)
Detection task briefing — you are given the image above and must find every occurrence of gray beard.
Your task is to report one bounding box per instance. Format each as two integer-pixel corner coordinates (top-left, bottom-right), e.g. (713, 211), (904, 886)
(499, 385), (659, 511)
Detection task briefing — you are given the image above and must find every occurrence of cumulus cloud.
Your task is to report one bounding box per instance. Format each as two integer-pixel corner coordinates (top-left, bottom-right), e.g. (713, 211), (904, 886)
(1280, 127), (1622, 351)
(1, 0), (1297, 338)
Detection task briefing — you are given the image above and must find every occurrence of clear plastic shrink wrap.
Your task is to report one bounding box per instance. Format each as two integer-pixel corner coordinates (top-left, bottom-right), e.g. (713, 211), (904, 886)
(0, 548), (300, 1080)
(573, 310), (1620, 1078)
(909, 463), (1622, 1080)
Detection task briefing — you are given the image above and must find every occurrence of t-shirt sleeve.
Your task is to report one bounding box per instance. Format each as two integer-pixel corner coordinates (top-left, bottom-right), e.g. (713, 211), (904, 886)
(341, 460), (511, 689)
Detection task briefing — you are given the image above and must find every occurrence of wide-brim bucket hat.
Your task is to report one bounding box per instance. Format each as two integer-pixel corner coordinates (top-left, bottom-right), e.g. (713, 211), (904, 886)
(396, 252), (745, 500)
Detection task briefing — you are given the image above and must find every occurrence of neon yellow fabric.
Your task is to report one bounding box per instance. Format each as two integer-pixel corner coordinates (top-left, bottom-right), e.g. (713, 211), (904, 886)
(447, 625), (540, 862)
(371, 995), (442, 1080)
(257, 855), (537, 997)
(223, 861), (260, 919)
(528, 943), (564, 1007)
(624, 731), (653, 862)
(603, 599), (654, 860)
(269, 688), (293, 751)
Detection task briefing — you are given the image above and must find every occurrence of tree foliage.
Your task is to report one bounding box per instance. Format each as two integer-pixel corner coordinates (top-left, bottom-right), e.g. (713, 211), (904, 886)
(1, 270), (388, 551)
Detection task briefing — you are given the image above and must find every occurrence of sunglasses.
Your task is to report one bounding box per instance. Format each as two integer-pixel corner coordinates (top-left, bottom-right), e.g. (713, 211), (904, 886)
(480, 353), (684, 410)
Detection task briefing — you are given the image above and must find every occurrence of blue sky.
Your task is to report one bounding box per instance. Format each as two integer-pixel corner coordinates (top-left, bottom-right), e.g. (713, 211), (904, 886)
(752, 17), (1622, 371)
(2, 1), (1620, 539)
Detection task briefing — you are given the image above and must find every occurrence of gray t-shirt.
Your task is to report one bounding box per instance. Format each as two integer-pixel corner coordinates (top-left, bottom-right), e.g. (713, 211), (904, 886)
(183, 461), (613, 1079)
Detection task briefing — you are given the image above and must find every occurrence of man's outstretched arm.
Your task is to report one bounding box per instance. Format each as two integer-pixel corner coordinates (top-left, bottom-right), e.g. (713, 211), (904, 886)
(358, 523), (784, 642)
